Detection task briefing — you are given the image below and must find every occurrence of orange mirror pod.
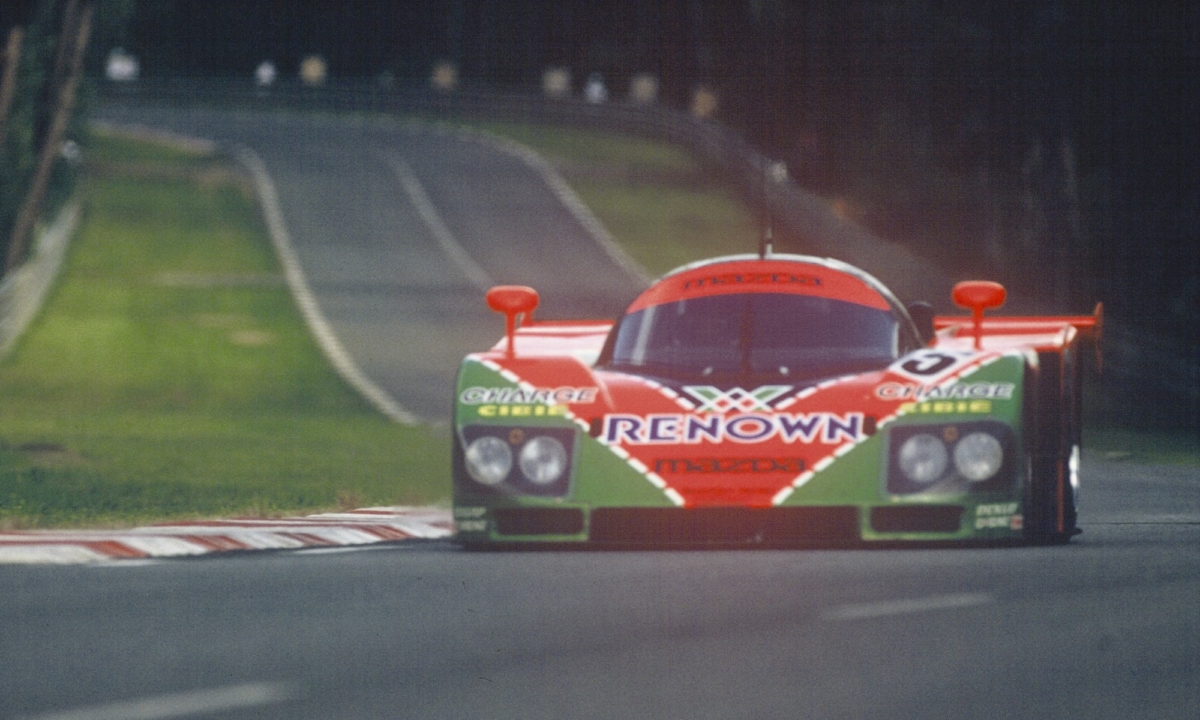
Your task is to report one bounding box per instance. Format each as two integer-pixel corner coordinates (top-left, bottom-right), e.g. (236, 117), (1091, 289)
(952, 281), (1006, 350)
(486, 285), (540, 316)
(952, 281), (1006, 311)
(486, 286), (539, 356)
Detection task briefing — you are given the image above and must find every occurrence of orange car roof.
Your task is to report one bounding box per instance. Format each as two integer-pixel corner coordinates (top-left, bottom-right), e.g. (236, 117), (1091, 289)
(626, 254), (893, 313)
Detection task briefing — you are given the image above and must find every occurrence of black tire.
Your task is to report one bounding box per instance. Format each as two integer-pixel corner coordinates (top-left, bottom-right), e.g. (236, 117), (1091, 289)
(1024, 351), (1079, 544)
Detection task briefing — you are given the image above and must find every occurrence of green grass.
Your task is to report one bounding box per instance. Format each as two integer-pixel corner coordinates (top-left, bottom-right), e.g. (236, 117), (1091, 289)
(474, 122), (762, 275)
(0, 130), (449, 529)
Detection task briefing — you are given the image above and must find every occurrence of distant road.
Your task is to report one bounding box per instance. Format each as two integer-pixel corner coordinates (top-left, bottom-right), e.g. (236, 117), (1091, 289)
(94, 105), (647, 423)
(2, 455), (1198, 719)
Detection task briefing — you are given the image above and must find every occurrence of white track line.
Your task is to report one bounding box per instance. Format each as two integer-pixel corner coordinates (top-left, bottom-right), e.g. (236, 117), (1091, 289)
(380, 154), (494, 291)
(18, 682), (292, 720)
(237, 147), (419, 425)
(470, 131), (653, 287)
(824, 592), (993, 621)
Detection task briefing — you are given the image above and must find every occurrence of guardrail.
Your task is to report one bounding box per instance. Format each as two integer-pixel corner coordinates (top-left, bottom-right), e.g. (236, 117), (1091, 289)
(96, 78), (952, 305)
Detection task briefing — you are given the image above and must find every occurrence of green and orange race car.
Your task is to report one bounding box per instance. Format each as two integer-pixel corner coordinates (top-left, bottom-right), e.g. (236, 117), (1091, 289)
(452, 253), (1100, 547)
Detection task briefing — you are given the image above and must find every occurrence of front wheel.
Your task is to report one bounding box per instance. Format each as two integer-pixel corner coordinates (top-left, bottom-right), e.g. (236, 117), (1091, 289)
(1023, 351), (1081, 544)
(1025, 447), (1079, 544)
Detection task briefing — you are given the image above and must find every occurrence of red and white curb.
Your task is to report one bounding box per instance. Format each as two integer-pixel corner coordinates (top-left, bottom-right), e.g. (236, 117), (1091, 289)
(0, 507), (454, 565)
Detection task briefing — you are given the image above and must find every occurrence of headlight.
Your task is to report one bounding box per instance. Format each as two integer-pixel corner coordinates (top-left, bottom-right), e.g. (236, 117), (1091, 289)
(464, 436), (512, 486)
(518, 436), (568, 485)
(898, 433), (948, 484)
(953, 432), (1004, 482)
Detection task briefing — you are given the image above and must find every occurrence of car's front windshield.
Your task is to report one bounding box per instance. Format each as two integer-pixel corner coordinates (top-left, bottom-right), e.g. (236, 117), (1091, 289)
(605, 292), (900, 381)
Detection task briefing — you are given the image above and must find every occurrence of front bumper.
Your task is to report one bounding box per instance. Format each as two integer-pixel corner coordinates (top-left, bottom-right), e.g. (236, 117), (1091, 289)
(452, 500), (1024, 546)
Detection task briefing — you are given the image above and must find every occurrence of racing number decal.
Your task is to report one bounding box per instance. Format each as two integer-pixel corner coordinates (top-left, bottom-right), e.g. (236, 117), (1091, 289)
(901, 353), (956, 376)
(889, 349), (975, 382)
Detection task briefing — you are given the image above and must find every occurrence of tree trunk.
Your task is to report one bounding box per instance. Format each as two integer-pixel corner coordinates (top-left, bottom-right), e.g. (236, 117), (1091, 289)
(4, 1), (93, 275)
(0, 27), (23, 151)
(51, 1), (83, 89)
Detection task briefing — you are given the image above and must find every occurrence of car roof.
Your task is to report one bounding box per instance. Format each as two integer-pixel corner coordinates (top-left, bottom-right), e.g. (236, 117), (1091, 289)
(625, 253), (901, 314)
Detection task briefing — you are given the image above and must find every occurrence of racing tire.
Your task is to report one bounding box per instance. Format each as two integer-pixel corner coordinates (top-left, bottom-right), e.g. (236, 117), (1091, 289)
(1023, 351), (1080, 544)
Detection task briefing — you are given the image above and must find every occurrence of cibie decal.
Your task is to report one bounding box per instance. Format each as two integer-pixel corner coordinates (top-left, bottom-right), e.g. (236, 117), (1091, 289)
(682, 385), (793, 413)
(604, 412), (863, 446)
(459, 386), (599, 405)
(888, 349), (976, 383)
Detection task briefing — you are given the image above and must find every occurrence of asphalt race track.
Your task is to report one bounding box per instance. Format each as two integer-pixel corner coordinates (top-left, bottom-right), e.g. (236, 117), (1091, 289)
(1, 105), (1195, 719)
(2, 455), (1198, 719)
(94, 104), (648, 423)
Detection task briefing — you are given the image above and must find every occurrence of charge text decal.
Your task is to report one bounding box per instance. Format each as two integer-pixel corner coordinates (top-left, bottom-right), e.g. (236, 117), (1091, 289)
(875, 381), (1014, 401)
(459, 386), (599, 405)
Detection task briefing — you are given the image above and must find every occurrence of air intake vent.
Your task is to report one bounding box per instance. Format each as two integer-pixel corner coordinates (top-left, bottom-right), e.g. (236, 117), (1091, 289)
(589, 506), (859, 544)
(870, 505), (963, 533)
(494, 508), (585, 536)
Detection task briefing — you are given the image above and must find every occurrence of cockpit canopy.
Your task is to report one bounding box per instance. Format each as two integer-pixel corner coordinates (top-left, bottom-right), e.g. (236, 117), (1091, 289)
(599, 255), (920, 382)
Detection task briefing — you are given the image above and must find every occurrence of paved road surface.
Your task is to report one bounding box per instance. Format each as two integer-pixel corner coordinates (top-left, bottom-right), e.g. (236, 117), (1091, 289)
(2, 454), (1198, 719)
(95, 105), (647, 423)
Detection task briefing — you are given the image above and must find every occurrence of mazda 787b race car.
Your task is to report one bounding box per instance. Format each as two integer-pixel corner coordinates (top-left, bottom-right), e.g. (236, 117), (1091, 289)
(452, 253), (1100, 547)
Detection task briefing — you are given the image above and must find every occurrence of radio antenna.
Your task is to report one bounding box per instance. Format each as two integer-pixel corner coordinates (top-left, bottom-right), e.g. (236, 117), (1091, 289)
(757, 13), (778, 260)
(759, 218), (773, 259)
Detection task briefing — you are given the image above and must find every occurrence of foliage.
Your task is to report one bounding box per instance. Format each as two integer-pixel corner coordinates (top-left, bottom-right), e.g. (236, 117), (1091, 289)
(0, 0), (133, 269)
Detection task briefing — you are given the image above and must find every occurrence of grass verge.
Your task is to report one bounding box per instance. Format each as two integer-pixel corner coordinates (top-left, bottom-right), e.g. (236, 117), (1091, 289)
(0, 130), (449, 529)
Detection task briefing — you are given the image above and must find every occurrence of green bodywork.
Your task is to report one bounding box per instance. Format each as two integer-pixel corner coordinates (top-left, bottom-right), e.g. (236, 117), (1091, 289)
(453, 354), (1030, 544)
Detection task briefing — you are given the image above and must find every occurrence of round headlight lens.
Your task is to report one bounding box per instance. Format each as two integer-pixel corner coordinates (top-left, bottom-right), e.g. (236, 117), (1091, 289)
(464, 436), (512, 486)
(898, 433), (948, 484)
(953, 432), (1004, 482)
(518, 436), (568, 485)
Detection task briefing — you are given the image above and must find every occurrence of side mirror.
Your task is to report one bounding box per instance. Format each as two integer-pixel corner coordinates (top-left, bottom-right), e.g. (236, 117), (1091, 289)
(906, 301), (935, 346)
(486, 285), (539, 357)
(952, 280), (1006, 350)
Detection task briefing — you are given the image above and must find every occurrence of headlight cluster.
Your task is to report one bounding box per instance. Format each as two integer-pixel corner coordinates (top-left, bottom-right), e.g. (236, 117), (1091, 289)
(888, 421), (1013, 495)
(952, 432), (1004, 482)
(463, 436), (512, 486)
(459, 426), (575, 496)
(517, 436), (569, 485)
(897, 433), (948, 484)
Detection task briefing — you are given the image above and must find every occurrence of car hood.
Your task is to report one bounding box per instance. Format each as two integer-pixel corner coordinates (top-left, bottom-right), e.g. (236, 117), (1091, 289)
(457, 346), (1026, 508)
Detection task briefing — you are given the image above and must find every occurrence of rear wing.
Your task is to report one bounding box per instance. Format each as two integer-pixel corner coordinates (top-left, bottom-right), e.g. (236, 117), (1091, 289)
(934, 302), (1103, 370)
